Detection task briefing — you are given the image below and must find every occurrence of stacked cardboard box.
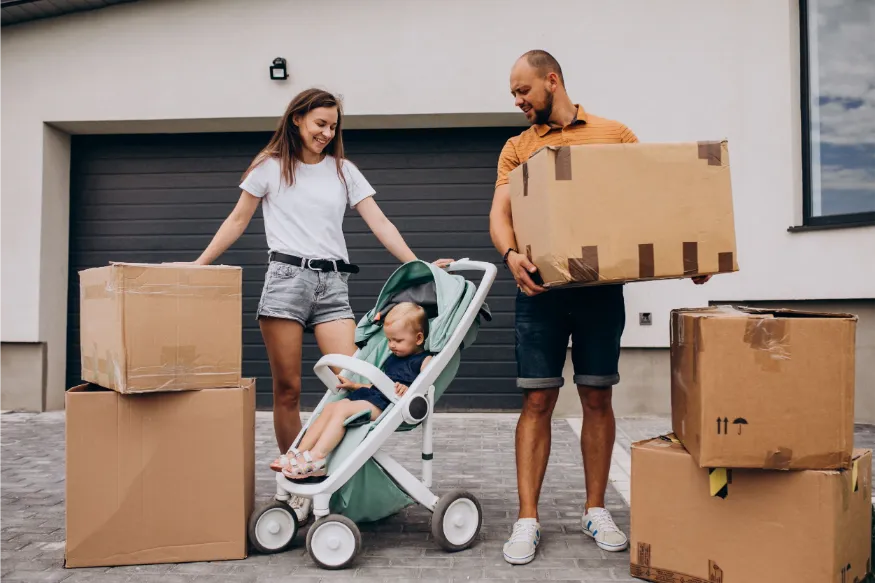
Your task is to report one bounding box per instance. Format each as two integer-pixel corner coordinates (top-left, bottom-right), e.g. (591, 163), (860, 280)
(509, 139), (872, 580)
(630, 307), (871, 583)
(508, 140), (738, 288)
(65, 263), (255, 568)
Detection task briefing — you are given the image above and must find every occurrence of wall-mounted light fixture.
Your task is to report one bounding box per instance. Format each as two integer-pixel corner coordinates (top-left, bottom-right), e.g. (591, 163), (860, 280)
(270, 58), (288, 81)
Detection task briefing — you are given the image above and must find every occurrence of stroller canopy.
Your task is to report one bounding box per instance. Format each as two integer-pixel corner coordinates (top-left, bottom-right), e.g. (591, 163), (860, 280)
(355, 260), (491, 353)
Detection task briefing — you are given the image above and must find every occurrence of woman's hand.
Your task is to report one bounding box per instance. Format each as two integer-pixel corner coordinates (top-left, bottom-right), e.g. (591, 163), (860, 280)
(433, 258), (454, 268)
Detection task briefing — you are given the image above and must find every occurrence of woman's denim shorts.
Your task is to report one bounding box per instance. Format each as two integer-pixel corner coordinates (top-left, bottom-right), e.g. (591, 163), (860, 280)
(257, 261), (355, 329)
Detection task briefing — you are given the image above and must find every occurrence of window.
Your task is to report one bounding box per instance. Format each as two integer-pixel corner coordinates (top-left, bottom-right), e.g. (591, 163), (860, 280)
(800, 0), (875, 227)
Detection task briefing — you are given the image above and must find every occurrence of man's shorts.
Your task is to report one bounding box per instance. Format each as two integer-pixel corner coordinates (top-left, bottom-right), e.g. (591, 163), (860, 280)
(515, 284), (625, 390)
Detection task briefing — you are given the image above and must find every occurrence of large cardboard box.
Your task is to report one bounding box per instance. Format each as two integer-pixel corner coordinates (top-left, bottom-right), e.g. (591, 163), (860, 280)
(630, 435), (872, 583)
(65, 379), (256, 568)
(508, 141), (738, 288)
(79, 262), (242, 393)
(671, 306), (857, 470)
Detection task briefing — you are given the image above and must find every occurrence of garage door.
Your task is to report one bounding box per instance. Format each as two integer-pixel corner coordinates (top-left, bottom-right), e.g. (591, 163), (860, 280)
(66, 127), (523, 410)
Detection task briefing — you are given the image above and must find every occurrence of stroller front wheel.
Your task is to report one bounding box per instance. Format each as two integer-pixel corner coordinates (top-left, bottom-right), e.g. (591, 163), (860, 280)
(431, 490), (483, 552)
(306, 514), (361, 570)
(248, 500), (299, 554)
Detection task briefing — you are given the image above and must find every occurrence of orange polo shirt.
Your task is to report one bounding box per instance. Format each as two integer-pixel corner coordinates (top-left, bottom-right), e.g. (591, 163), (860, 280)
(495, 105), (638, 187)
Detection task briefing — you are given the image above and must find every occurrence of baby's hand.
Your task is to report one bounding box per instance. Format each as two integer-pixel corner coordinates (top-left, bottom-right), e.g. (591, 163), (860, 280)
(394, 382), (409, 396)
(336, 376), (359, 391)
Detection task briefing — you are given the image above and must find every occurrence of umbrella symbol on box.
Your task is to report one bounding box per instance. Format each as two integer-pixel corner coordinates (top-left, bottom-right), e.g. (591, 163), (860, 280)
(733, 418), (748, 435)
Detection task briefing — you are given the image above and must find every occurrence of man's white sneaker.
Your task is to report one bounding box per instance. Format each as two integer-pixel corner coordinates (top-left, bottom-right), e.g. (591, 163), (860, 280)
(582, 507), (628, 552)
(503, 518), (541, 565)
(289, 495), (312, 524)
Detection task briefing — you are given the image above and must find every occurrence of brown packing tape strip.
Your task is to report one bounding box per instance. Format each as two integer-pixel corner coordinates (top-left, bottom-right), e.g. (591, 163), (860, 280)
(639, 243), (655, 278)
(554, 146), (572, 180)
(568, 246), (599, 282)
(631, 554), (724, 583)
(522, 162), (529, 197)
(718, 252), (734, 273)
(763, 447), (793, 470)
(697, 141), (723, 166)
(683, 242), (699, 275)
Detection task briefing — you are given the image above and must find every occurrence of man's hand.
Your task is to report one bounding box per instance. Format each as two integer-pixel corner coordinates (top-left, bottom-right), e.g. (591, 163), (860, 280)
(692, 275), (712, 285)
(394, 382), (409, 397)
(507, 251), (547, 296)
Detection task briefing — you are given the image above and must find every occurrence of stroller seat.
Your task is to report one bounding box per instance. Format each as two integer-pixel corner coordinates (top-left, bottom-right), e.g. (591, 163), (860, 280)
(247, 259), (497, 569)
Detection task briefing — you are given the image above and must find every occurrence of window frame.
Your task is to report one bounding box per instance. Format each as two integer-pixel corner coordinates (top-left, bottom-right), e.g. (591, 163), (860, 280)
(798, 0), (875, 228)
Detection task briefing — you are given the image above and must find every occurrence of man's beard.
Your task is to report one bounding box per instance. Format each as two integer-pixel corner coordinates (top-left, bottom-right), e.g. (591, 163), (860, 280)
(532, 92), (554, 125)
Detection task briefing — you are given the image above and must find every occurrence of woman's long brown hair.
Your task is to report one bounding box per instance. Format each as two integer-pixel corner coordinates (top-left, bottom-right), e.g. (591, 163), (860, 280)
(243, 88), (348, 192)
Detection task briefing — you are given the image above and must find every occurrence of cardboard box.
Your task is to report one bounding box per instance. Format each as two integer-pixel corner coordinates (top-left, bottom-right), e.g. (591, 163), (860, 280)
(671, 306), (857, 470)
(65, 379), (256, 568)
(79, 262), (242, 393)
(630, 435), (872, 583)
(508, 141), (738, 288)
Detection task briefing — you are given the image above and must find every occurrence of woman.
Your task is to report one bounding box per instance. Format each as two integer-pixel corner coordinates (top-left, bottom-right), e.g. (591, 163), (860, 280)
(191, 88), (450, 522)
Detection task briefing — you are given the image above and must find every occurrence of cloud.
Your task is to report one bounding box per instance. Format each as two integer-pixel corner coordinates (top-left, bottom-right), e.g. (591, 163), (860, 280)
(810, 0), (875, 145)
(808, 0), (875, 214)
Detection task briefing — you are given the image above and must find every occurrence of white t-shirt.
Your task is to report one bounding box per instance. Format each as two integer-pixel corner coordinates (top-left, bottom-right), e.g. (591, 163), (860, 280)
(239, 155), (375, 263)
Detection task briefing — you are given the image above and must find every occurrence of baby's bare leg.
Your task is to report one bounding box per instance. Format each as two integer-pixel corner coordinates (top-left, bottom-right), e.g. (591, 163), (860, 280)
(297, 401), (342, 452)
(310, 400), (381, 460)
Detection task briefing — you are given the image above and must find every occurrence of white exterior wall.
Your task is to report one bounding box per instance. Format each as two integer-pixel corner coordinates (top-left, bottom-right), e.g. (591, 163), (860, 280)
(2, 0), (873, 408)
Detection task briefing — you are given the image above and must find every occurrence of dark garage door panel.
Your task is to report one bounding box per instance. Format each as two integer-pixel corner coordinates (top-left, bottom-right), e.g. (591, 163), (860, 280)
(66, 128), (523, 410)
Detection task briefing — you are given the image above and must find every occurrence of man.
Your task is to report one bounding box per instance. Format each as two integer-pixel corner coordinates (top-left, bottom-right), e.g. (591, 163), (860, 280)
(489, 50), (709, 566)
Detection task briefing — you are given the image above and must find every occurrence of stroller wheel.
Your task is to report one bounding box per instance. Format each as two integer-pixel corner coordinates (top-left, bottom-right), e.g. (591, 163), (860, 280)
(306, 514), (361, 570)
(248, 500), (299, 554)
(431, 490), (483, 552)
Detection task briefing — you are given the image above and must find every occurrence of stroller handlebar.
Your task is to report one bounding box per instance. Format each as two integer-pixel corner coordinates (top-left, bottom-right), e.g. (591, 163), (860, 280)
(313, 354), (399, 405)
(443, 258), (498, 279)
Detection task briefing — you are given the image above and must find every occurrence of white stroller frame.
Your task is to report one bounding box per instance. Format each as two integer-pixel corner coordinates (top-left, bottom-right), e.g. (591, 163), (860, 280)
(248, 259), (497, 569)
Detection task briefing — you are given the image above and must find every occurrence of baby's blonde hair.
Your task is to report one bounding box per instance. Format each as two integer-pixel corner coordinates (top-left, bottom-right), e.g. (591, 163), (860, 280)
(385, 302), (429, 337)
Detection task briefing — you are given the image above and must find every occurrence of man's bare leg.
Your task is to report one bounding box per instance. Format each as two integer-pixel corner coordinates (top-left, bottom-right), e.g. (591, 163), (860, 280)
(516, 388), (560, 520)
(577, 384), (628, 552)
(577, 385), (614, 510)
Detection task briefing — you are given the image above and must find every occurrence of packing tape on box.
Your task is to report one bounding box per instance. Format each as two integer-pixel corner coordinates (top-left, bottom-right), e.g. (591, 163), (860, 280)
(522, 163), (529, 196)
(638, 244), (655, 279)
(763, 447), (793, 470)
(683, 242), (699, 276)
(718, 252), (734, 273)
(554, 146), (572, 180)
(743, 317), (790, 371)
(632, 543), (725, 583)
(568, 246), (600, 282)
(709, 467), (730, 499)
(697, 141), (724, 166)
(852, 457), (859, 493)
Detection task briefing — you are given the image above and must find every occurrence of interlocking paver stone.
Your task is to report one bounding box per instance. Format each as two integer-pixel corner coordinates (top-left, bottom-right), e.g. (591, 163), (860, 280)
(12, 411), (871, 581)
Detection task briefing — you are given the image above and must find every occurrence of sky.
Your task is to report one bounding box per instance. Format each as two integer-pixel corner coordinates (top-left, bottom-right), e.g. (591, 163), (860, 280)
(810, 0), (875, 216)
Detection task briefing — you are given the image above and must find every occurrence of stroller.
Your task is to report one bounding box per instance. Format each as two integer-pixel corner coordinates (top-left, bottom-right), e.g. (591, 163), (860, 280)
(247, 258), (497, 569)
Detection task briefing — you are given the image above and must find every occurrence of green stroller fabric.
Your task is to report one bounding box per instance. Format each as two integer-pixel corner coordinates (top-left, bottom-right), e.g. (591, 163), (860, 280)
(318, 260), (490, 523)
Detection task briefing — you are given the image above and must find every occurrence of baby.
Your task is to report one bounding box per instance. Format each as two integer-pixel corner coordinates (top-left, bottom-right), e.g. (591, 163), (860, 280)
(271, 302), (433, 480)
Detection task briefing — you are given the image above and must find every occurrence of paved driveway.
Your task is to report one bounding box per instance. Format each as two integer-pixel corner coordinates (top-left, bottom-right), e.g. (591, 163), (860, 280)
(1, 412), (633, 583)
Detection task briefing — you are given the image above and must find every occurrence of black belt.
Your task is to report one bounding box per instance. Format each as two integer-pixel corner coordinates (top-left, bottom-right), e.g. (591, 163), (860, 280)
(269, 251), (359, 274)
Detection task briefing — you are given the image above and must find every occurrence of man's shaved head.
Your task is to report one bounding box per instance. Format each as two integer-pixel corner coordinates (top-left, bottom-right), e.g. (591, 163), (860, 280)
(510, 50), (567, 125)
(518, 50), (564, 86)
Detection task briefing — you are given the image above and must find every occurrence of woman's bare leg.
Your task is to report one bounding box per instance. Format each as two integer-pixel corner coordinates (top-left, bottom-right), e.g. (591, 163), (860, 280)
(259, 317), (305, 453)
